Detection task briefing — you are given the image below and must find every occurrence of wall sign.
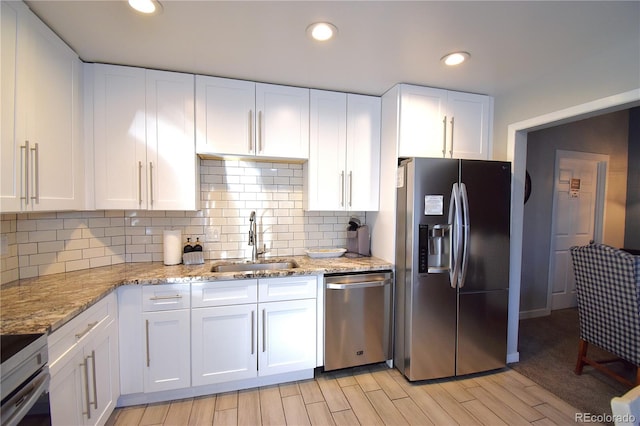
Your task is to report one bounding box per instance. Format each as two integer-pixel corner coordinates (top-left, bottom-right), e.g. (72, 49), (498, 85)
(570, 178), (581, 198)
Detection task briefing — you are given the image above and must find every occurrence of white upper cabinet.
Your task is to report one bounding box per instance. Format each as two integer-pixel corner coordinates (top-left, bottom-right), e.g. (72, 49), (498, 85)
(305, 90), (380, 211)
(396, 84), (492, 160)
(196, 76), (309, 160)
(92, 64), (198, 210)
(1, 1), (84, 212)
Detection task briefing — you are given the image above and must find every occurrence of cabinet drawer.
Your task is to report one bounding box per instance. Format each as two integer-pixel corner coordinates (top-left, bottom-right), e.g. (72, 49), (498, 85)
(142, 284), (190, 312)
(192, 279), (257, 308)
(48, 292), (116, 364)
(259, 276), (317, 302)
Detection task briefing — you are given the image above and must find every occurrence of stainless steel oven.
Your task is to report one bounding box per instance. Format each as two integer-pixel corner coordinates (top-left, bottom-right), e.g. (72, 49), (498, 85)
(324, 271), (393, 371)
(1, 334), (51, 426)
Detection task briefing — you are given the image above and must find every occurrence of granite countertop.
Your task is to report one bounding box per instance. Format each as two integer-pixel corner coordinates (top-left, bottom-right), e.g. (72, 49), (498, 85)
(0, 255), (393, 335)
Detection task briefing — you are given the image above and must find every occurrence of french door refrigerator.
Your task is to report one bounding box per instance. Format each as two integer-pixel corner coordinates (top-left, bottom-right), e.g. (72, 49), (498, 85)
(395, 157), (510, 381)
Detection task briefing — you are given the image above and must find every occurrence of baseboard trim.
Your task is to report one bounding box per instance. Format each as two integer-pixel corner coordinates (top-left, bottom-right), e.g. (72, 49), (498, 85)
(519, 308), (551, 320)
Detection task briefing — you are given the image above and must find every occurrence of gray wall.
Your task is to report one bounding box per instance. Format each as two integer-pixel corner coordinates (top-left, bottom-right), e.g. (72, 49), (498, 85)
(625, 107), (640, 249)
(520, 110), (631, 315)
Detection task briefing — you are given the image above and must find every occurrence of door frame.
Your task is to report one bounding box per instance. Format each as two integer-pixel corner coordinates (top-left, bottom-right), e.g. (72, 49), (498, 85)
(505, 88), (639, 364)
(545, 149), (609, 312)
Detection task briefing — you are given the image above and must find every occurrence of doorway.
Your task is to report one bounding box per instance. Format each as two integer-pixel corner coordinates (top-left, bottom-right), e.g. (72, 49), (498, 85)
(547, 150), (609, 310)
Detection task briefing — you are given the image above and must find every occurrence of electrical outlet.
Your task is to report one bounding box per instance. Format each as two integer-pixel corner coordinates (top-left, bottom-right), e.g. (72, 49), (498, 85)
(207, 226), (221, 242)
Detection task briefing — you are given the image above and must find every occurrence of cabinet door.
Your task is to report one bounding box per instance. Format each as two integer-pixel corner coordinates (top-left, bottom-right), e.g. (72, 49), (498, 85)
(0, 1), (20, 211)
(346, 94), (381, 211)
(50, 350), (85, 426)
(258, 299), (316, 376)
(146, 70), (198, 210)
(85, 322), (119, 426)
(256, 83), (309, 159)
(398, 85), (447, 158)
(3, 2), (83, 212)
(93, 64), (146, 210)
(306, 90), (346, 211)
(195, 76), (254, 156)
(191, 304), (257, 386)
(143, 309), (190, 393)
(446, 91), (492, 160)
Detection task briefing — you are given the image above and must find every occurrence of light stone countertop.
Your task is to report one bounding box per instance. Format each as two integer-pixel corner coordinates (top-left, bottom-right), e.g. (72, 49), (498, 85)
(0, 255), (393, 335)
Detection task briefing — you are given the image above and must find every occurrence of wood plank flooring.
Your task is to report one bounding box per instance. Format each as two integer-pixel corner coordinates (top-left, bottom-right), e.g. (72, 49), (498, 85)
(107, 365), (599, 425)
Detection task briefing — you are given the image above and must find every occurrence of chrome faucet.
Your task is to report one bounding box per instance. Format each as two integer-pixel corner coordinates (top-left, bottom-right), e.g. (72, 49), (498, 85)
(248, 211), (258, 261)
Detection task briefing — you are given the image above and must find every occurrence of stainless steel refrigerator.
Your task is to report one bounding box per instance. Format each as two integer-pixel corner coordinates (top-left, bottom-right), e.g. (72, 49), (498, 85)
(395, 157), (510, 381)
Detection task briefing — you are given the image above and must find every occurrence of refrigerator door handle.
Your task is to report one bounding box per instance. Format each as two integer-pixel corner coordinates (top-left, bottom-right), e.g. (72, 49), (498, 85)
(459, 183), (470, 288)
(448, 183), (463, 288)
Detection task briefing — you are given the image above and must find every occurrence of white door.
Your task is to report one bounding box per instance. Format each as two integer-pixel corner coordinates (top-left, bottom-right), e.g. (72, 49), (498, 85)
(446, 91), (491, 160)
(258, 299), (316, 376)
(146, 70), (197, 210)
(191, 304), (257, 386)
(256, 83), (309, 159)
(398, 85), (447, 158)
(346, 93), (381, 211)
(195, 75), (255, 156)
(548, 150), (608, 310)
(143, 309), (191, 393)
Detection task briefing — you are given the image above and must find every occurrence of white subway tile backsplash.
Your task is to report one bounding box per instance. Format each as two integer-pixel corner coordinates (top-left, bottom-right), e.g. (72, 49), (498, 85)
(1, 159), (367, 284)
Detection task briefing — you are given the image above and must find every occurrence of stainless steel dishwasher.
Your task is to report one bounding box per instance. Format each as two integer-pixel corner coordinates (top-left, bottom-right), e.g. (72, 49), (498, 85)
(324, 271), (393, 371)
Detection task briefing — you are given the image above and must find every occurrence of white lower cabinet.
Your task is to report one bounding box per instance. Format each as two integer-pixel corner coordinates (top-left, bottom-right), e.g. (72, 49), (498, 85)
(191, 277), (317, 387)
(142, 309), (191, 393)
(258, 298), (317, 376)
(49, 293), (119, 426)
(119, 276), (317, 403)
(191, 303), (257, 386)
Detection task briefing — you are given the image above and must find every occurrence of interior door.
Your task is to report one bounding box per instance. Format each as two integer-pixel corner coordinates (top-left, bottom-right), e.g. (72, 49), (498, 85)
(548, 150), (607, 310)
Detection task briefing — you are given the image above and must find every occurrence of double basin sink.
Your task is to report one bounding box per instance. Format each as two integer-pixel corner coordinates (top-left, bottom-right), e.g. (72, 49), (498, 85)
(211, 259), (299, 273)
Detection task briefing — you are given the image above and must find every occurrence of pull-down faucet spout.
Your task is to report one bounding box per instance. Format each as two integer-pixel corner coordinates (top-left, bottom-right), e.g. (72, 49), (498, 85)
(248, 211), (258, 261)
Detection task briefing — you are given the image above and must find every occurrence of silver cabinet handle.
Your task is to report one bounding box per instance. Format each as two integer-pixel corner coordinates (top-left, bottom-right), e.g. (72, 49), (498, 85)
(248, 110), (253, 152)
(149, 162), (154, 206)
(81, 357), (91, 419)
(258, 110), (263, 153)
(251, 310), (255, 355)
(449, 117), (455, 158)
(442, 116), (447, 157)
(75, 321), (99, 339)
(340, 171), (345, 207)
(31, 143), (39, 203)
(20, 141), (29, 205)
(88, 350), (98, 410)
(145, 319), (150, 367)
(262, 309), (266, 353)
(326, 279), (391, 290)
(138, 161), (143, 205)
(149, 294), (183, 301)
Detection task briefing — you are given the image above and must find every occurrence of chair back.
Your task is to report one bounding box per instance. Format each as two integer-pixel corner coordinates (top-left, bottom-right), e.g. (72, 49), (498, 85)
(570, 243), (640, 365)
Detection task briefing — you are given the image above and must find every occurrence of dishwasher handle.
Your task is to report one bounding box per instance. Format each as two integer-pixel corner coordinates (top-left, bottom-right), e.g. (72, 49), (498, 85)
(326, 279), (391, 290)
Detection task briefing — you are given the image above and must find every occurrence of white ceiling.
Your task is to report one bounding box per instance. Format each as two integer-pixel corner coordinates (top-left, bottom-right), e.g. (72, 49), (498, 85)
(24, 1), (640, 97)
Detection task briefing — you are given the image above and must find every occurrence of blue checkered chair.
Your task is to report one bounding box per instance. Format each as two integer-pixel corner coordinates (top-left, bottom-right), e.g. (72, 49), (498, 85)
(570, 243), (640, 387)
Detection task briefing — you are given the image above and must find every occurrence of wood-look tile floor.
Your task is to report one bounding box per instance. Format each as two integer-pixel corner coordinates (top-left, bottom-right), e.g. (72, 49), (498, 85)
(107, 365), (596, 426)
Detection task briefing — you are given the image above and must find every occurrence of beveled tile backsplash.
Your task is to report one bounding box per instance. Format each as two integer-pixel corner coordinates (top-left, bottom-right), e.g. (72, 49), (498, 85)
(1, 159), (365, 283)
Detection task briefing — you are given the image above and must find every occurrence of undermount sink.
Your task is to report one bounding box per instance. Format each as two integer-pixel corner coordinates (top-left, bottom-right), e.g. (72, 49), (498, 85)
(211, 260), (299, 273)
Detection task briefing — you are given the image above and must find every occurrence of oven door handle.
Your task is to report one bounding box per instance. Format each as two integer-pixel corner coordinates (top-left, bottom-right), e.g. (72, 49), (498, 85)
(1, 368), (50, 426)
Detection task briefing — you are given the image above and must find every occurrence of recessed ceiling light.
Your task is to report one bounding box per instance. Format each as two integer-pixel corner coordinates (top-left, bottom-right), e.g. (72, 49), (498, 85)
(306, 22), (338, 41)
(441, 51), (470, 66)
(128, 0), (163, 15)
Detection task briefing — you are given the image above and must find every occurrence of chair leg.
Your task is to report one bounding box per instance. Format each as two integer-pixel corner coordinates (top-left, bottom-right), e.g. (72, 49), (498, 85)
(575, 339), (588, 375)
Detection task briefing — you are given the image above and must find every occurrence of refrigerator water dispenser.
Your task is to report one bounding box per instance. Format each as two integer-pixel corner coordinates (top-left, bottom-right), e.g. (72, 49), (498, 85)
(419, 224), (450, 273)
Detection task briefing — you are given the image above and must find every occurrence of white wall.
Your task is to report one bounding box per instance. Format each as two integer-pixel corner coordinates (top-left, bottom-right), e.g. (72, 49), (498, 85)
(492, 38), (640, 161)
